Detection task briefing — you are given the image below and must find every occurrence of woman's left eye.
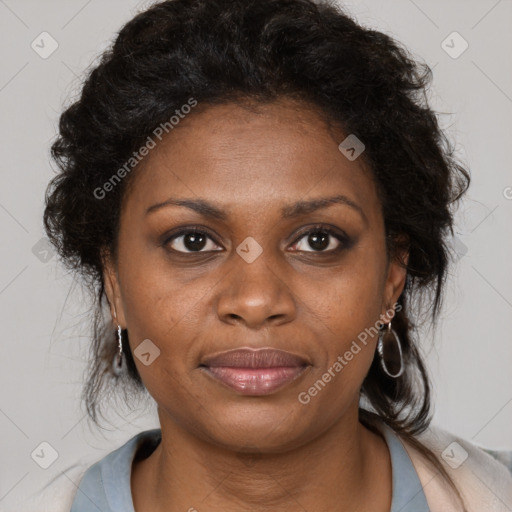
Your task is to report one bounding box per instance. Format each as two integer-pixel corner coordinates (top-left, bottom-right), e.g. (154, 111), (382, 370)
(290, 227), (347, 253)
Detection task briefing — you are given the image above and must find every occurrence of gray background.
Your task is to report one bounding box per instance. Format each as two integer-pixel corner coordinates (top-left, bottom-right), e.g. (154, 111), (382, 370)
(1, 0), (511, 507)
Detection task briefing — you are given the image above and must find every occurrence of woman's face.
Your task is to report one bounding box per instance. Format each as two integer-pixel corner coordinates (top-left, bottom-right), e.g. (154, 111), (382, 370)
(104, 98), (408, 452)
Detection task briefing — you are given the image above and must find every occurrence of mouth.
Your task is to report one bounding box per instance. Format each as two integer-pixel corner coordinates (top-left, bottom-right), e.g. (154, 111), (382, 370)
(199, 347), (311, 395)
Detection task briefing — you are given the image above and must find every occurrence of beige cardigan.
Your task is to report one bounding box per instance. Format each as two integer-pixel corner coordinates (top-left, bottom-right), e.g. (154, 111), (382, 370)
(406, 424), (512, 511)
(10, 424), (512, 512)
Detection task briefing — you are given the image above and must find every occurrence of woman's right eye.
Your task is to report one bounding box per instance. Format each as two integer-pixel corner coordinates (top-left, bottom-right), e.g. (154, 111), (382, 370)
(164, 229), (223, 253)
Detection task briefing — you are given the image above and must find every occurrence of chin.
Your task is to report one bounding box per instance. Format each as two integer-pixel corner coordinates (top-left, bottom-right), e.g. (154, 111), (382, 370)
(194, 402), (315, 453)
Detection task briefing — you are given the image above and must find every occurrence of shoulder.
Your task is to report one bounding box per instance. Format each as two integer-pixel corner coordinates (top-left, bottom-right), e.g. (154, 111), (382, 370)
(11, 429), (161, 512)
(401, 422), (512, 512)
(481, 447), (512, 474)
(69, 428), (161, 511)
(7, 463), (90, 512)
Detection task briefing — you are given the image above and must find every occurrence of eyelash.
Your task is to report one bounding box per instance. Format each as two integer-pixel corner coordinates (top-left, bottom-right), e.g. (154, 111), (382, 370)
(162, 224), (351, 255)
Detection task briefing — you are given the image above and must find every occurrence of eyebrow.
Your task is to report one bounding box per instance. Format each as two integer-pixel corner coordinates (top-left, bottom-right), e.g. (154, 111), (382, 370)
(145, 194), (367, 224)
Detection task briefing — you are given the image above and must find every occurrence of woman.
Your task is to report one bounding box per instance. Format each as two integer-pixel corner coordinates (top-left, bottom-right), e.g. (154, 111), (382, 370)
(36, 0), (512, 510)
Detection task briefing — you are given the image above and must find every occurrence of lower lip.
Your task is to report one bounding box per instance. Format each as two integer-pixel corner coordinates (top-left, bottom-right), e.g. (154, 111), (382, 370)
(201, 366), (308, 395)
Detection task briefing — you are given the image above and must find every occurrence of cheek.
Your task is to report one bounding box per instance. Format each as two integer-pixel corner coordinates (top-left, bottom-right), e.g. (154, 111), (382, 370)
(118, 239), (209, 334)
(305, 250), (385, 343)
(116, 256), (213, 385)
(295, 247), (385, 393)
(117, 268), (207, 414)
(294, 285), (382, 426)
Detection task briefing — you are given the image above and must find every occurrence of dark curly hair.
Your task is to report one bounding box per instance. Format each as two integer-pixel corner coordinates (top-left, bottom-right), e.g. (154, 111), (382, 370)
(43, 0), (470, 506)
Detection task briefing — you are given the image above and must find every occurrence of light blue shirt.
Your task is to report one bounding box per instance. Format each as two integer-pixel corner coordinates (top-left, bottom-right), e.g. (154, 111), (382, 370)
(70, 420), (430, 511)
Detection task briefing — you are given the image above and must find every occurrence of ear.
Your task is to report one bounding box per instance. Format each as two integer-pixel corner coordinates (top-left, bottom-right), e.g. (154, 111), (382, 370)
(101, 248), (127, 328)
(381, 236), (409, 322)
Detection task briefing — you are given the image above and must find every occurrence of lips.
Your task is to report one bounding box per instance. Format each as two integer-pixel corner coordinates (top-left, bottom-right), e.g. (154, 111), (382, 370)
(201, 347), (308, 368)
(199, 347), (310, 395)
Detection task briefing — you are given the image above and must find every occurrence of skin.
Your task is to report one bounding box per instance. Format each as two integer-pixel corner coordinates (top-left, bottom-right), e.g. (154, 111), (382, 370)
(103, 97), (409, 512)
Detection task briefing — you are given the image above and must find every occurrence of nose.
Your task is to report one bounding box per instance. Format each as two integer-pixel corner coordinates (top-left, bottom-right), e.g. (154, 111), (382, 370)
(215, 252), (297, 329)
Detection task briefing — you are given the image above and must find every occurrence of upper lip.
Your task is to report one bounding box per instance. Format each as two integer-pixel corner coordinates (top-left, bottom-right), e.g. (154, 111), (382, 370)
(200, 348), (309, 368)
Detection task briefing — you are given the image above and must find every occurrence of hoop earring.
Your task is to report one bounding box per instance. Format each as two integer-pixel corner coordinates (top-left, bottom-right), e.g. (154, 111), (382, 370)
(377, 320), (404, 378)
(112, 324), (123, 375)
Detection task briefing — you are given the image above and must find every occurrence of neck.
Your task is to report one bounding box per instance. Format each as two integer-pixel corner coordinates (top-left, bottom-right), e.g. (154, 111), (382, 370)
(131, 406), (392, 512)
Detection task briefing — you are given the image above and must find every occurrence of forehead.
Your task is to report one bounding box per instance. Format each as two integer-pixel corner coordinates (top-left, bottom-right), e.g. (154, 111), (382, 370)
(121, 98), (380, 222)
